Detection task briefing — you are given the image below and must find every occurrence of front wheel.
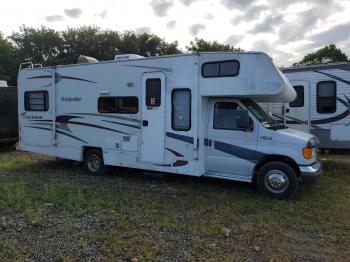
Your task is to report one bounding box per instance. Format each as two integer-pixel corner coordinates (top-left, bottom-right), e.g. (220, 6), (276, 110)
(257, 161), (298, 199)
(83, 149), (107, 176)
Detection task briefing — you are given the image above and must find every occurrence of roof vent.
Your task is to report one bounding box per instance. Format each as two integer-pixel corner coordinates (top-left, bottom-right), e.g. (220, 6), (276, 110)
(114, 54), (144, 61)
(77, 55), (99, 64)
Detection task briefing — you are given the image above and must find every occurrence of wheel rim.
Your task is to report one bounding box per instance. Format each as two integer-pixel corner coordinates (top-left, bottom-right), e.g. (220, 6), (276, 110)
(87, 154), (101, 173)
(264, 169), (290, 194)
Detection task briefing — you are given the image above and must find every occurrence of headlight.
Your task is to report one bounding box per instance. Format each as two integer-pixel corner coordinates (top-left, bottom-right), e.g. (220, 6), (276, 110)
(307, 137), (320, 148)
(303, 147), (315, 160)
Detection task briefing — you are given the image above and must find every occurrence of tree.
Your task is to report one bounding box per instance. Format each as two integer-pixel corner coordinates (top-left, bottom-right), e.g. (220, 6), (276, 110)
(0, 33), (19, 86)
(10, 25), (63, 66)
(294, 44), (349, 66)
(186, 38), (243, 52)
(9, 26), (181, 67)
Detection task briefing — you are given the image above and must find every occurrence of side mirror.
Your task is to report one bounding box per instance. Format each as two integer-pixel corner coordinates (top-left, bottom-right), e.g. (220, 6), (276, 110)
(235, 109), (251, 130)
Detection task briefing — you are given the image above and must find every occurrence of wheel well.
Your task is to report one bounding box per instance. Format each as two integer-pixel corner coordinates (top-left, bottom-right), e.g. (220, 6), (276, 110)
(253, 155), (300, 182)
(81, 146), (102, 161)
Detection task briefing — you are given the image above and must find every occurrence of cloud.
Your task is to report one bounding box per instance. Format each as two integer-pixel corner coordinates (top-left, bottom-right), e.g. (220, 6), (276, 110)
(166, 20), (176, 29)
(250, 40), (292, 65)
(45, 15), (64, 22)
(180, 0), (201, 6)
(202, 12), (214, 20)
(150, 0), (173, 17)
(221, 0), (256, 10)
(64, 8), (83, 19)
(189, 24), (205, 36)
(310, 23), (350, 46)
(278, 2), (341, 44)
(250, 15), (283, 33)
(231, 4), (268, 24)
(225, 34), (243, 46)
(135, 26), (151, 35)
(98, 10), (107, 19)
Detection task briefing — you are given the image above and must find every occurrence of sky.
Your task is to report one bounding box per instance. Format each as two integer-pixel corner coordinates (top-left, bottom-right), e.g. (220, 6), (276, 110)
(0, 0), (350, 66)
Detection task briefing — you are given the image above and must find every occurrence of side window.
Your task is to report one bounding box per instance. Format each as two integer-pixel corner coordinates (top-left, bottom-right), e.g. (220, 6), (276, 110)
(213, 102), (244, 130)
(98, 97), (138, 114)
(290, 85), (304, 107)
(24, 91), (49, 111)
(172, 89), (191, 131)
(146, 78), (161, 107)
(317, 81), (336, 114)
(202, 60), (239, 78)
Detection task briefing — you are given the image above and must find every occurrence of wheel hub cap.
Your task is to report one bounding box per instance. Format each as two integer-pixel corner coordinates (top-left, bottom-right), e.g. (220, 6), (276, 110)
(264, 170), (289, 193)
(87, 154), (100, 172)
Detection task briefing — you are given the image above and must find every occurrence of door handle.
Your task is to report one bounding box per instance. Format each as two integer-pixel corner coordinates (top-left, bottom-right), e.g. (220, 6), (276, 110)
(142, 120), (148, 127)
(285, 108), (290, 113)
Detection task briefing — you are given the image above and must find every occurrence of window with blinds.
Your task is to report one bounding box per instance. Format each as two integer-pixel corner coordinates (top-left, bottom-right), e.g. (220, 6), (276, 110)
(317, 81), (336, 114)
(172, 89), (191, 131)
(24, 91), (49, 111)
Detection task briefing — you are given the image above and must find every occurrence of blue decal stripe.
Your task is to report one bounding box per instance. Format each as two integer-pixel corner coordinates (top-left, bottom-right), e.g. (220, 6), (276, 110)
(314, 71), (350, 86)
(25, 126), (87, 143)
(166, 132), (194, 144)
(56, 130), (87, 144)
(214, 141), (265, 163)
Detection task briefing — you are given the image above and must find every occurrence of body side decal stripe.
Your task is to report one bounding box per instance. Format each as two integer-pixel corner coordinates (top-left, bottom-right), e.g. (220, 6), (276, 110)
(314, 70), (350, 86)
(56, 130), (87, 144)
(24, 126), (87, 143)
(67, 121), (130, 135)
(166, 132), (194, 144)
(102, 120), (140, 129)
(213, 141), (265, 163)
(67, 113), (140, 123)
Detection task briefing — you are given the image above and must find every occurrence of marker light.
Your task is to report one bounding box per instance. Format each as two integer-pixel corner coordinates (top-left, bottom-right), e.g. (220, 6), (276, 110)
(303, 147), (315, 160)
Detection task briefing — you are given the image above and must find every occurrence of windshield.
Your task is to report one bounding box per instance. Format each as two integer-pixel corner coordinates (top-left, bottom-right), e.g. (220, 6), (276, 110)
(242, 100), (286, 130)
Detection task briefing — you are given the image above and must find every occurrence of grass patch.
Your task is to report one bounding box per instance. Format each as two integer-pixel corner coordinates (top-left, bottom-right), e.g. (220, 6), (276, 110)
(0, 145), (349, 260)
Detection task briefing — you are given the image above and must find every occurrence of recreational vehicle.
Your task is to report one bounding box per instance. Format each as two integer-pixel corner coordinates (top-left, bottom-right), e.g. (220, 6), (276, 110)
(261, 62), (350, 150)
(0, 80), (18, 144)
(17, 52), (321, 199)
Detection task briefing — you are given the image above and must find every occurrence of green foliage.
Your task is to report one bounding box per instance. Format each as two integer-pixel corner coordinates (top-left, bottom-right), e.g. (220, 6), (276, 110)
(294, 44), (349, 66)
(1, 26), (243, 86)
(0, 33), (19, 86)
(187, 38), (243, 52)
(9, 25), (181, 67)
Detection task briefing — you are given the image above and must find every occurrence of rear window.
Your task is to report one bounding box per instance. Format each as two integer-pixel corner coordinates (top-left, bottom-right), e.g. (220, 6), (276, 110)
(202, 60), (239, 78)
(24, 91), (49, 111)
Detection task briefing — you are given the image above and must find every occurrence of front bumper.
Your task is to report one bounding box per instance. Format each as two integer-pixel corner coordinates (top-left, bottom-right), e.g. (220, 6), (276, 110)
(299, 161), (322, 183)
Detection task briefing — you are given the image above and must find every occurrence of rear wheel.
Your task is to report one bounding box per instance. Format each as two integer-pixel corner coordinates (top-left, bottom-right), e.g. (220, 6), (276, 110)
(257, 161), (298, 199)
(83, 149), (107, 176)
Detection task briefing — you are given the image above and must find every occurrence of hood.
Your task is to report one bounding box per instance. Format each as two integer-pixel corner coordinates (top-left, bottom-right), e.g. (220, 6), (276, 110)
(261, 127), (316, 147)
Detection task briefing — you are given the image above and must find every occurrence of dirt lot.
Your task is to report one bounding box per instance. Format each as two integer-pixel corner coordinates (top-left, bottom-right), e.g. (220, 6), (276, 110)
(0, 145), (349, 261)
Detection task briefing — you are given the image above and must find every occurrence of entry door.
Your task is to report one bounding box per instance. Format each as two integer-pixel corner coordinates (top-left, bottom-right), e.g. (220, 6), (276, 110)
(285, 81), (310, 132)
(19, 89), (54, 147)
(206, 99), (258, 178)
(141, 72), (166, 163)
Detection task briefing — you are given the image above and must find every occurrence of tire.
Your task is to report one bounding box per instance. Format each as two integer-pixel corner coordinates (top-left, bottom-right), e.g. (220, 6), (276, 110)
(257, 161), (298, 200)
(83, 149), (108, 176)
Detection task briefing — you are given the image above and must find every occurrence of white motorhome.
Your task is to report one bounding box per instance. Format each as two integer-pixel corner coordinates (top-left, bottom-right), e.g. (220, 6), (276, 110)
(261, 62), (350, 150)
(17, 52), (321, 199)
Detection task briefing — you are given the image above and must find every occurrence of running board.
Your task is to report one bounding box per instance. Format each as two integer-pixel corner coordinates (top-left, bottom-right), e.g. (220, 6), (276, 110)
(203, 172), (252, 183)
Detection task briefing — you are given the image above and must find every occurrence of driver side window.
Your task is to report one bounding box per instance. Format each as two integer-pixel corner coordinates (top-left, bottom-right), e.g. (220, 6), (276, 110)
(213, 102), (244, 130)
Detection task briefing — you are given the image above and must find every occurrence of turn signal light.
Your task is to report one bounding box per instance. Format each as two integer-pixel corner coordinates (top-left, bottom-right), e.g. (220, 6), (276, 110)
(303, 147), (314, 160)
